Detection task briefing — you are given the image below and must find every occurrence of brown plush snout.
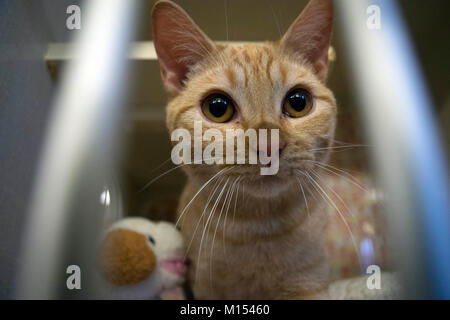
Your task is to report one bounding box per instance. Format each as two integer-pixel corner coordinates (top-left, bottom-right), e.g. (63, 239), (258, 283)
(100, 229), (156, 286)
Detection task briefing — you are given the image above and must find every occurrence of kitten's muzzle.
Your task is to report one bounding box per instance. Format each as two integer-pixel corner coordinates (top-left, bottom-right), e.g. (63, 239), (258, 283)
(255, 140), (286, 157)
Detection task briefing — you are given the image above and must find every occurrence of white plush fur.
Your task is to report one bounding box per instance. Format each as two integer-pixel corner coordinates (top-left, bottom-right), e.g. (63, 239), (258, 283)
(94, 217), (185, 300)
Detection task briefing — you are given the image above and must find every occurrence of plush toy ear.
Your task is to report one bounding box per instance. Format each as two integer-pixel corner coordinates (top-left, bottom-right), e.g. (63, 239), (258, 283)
(280, 0), (333, 81)
(100, 229), (156, 286)
(152, 0), (216, 95)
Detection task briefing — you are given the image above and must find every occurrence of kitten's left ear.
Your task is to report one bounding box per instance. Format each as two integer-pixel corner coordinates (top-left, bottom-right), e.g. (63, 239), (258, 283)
(281, 0), (333, 81)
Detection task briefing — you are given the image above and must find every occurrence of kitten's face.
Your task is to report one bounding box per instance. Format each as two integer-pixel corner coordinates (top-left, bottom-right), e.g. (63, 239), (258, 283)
(153, 0), (336, 197)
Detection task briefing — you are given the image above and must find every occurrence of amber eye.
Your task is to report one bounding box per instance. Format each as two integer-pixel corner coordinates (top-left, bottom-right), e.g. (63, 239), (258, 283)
(201, 93), (235, 123)
(283, 88), (313, 118)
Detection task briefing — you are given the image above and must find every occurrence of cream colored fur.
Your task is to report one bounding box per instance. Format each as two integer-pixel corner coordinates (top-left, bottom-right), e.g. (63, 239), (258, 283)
(152, 0), (336, 299)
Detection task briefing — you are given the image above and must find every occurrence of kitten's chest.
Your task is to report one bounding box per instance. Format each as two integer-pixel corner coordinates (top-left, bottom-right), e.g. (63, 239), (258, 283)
(181, 210), (327, 299)
(178, 183), (328, 299)
(186, 234), (293, 299)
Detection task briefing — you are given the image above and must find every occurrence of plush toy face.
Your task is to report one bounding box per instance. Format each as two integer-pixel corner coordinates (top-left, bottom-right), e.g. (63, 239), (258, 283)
(100, 217), (187, 289)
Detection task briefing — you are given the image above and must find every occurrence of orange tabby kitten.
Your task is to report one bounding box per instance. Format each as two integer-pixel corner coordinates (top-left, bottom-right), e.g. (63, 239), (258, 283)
(152, 0), (336, 299)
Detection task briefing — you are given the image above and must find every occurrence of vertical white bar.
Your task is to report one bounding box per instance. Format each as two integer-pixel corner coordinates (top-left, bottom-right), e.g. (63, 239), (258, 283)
(336, 0), (450, 298)
(17, 0), (142, 299)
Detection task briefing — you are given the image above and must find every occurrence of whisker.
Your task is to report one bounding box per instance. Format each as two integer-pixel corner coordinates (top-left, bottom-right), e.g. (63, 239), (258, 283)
(222, 176), (240, 269)
(138, 157), (221, 193)
(304, 160), (369, 193)
(138, 163), (186, 193)
(181, 176), (219, 230)
(266, 0), (282, 37)
(299, 170), (361, 262)
(209, 176), (236, 290)
(232, 178), (242, 228)
(198, 177), (221, 231)
(148, 157), (172, 174)
(195, 178), (229, 284)
(330, 139), (361, 146)
(185, 175), (225, 257)
(309, 170), (356, 219)
(309, 144), (370, 152)
(224, 0), (229, 41)
(296, 177), (310, 219)
(175, 166), (233, 228)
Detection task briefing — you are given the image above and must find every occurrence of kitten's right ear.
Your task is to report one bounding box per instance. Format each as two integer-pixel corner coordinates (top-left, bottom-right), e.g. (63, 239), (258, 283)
(152, 1), (215, 95)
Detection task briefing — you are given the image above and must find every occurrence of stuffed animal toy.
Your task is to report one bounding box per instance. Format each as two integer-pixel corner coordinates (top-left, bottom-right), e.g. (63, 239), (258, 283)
(95, 217), (188, 299)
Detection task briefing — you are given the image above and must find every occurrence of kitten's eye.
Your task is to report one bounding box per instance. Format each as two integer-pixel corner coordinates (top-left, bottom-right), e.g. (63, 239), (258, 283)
(147, 235), (156, 245)
(283, 88), (313, 118)
(201, 94), (235, 123)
